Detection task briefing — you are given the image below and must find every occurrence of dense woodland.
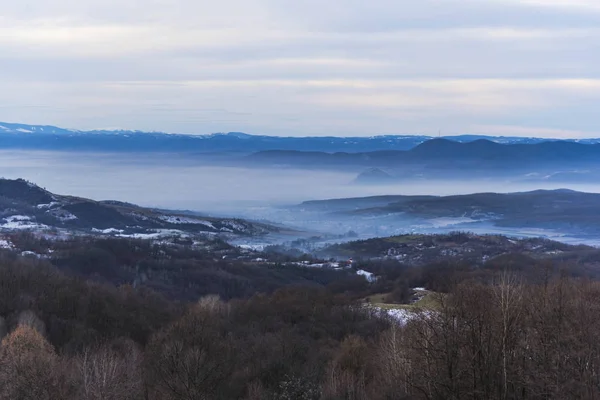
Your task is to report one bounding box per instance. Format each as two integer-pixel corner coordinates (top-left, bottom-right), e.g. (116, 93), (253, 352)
(0, 234), (600, 399)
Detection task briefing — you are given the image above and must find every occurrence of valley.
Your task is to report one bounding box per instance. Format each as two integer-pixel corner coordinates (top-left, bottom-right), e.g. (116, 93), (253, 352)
(1, 128), (600, 400)
(2, 175), (600, 305)
(5, 0), (600, 395)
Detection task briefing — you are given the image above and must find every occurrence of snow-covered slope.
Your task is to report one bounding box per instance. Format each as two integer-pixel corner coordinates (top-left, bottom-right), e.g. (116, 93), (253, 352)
(0, 178), (277, 238)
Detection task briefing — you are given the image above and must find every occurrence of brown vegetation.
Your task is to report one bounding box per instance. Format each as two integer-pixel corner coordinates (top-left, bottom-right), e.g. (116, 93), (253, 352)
(0, 237), (600, 399)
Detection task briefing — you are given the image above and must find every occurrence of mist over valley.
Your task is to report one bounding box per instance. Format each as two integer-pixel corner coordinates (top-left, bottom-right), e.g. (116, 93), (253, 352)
(5, 1), (600, 396)
(2, 138), (600, 248)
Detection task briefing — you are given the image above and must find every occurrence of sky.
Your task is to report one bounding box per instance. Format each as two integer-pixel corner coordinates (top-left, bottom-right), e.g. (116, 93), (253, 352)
(1, 0), (600, 138)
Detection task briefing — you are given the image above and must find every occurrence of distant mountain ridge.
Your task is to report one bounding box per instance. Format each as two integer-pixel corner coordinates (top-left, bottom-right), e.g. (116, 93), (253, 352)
(1, 121), (599, 153)
(247, 138), (600, 170)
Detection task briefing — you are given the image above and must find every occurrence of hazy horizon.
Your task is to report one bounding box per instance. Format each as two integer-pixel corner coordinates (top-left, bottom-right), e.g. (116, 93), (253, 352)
(2, 150), (600, 214)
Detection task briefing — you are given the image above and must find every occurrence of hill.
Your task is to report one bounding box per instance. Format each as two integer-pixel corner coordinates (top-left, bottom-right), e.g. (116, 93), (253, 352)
(318, 231), (589, 264)
(353, 168), (396, 184)
(0, 178), (277, 238)
(299, 189), (600, 236)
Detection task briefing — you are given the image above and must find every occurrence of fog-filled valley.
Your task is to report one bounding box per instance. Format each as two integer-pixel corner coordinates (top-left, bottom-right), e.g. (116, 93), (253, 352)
(3, 141), (600, 399)
(3, 148), (600, 249)
(8, 0), (600, 396)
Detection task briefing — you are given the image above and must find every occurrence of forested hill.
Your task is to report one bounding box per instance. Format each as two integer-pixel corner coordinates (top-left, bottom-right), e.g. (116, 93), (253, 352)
(300, 189), (600, 236)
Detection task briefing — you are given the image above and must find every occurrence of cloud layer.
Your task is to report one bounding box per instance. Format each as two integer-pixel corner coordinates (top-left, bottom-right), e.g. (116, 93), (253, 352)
(1, 0), (599, 137)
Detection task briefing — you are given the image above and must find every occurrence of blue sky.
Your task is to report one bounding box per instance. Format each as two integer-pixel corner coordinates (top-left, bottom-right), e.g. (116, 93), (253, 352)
(1, 0), (600, 137)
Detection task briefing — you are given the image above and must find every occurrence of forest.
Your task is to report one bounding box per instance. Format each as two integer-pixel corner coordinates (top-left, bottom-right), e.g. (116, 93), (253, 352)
(0, 235), (599, 399)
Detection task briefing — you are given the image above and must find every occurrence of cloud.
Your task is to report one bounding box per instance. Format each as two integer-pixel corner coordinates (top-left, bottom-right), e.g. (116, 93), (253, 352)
(506, 0), (600, 12)
(0, 0), (599, 137)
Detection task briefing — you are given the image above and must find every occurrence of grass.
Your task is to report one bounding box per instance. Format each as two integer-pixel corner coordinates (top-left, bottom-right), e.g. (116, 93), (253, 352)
(365, 293), (391, 304)
(366, 290), (443, 311)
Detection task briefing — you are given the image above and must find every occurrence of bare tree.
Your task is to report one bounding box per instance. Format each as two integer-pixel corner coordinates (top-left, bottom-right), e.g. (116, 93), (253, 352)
(75, 340), (143, 400)
(374, 323), (413, 398)
(196, 294), (229, 316)
(493, 270), (524, 399)
(144, 311), (235, 400)
(322, 335), (370, 400)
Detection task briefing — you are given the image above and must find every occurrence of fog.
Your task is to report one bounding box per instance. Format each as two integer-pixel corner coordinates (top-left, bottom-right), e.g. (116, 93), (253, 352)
(4, 150), (600, 245)
(5, 150), (600, 211)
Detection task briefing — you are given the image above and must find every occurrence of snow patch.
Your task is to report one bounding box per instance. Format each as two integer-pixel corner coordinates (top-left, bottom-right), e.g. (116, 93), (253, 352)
(57, 212), (77, 221)
(368, 306), (432, 326)
(5, 215), (31, 222)
(159, 215), (216, 228)
(92, 228), (125, 234)
(385, 308), (418, 325)
(117, 229), (188, 240)
(357, 269), (377, 282)
(1, 216), (48, 230)
(21, 251), (41, 258)
(222, 220), (246, 232)
(237, 244), (266, 251)
(47, 209), (77, 221)
(37, 202), (60, 209)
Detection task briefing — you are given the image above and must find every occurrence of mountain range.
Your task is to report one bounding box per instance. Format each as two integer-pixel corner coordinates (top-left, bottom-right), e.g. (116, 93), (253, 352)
(1, 121), (599, 153)
(245, 138), (600, 172)
(4, 121), (600, 183)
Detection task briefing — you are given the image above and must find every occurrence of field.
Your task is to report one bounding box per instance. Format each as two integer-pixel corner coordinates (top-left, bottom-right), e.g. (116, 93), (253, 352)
(366, 288), (442, 310)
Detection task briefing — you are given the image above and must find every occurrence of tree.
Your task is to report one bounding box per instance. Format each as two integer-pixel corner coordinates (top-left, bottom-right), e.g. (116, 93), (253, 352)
(322, 335), (371, 400)
(144, 310), (235, 400)
(74, 339), (143, 400)
(0, 326), (61, 399)
(373, 324), (412, 399)
(17, 310), (46, 337)
(493, 270), (524, 399)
